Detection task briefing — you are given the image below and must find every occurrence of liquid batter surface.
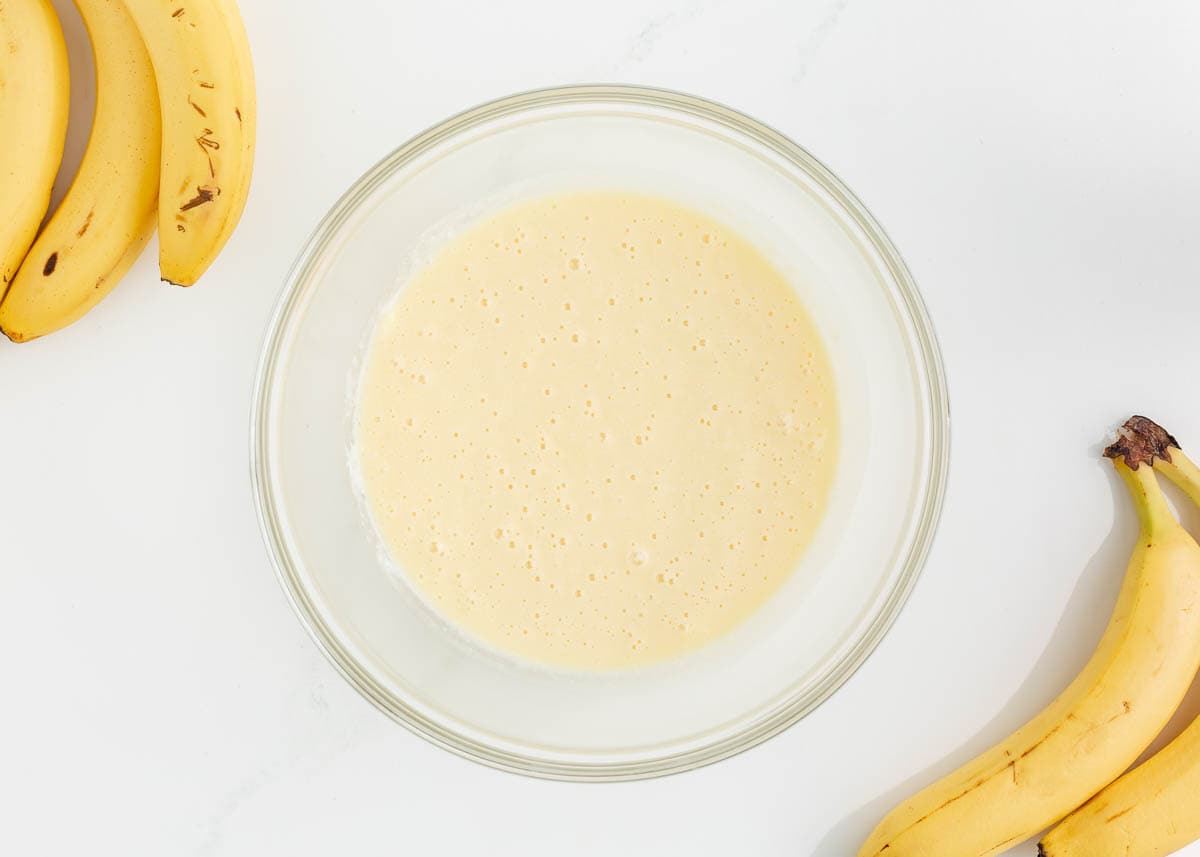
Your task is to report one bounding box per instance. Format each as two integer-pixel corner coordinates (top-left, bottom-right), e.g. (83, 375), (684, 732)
(357, 192), (837, 669)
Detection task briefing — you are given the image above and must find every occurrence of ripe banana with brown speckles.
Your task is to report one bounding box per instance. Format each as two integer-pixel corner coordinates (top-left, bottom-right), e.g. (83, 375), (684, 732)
(0, 0), (159, 343)
(0, 0), (70, 303)
(857, 425), (1200, 857)
(1040, 417), (1200, 857)
(121, 0), (254, 286)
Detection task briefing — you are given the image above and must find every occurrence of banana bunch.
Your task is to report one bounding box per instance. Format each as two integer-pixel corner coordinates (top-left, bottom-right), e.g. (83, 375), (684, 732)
(858, 415), (1200, 857)
(0, 0), (255, 343)
(1042, 419), (1200, 857)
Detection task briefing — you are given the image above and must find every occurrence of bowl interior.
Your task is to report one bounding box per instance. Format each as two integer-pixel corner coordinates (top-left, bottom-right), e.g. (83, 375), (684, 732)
(255, 87), (946, 778)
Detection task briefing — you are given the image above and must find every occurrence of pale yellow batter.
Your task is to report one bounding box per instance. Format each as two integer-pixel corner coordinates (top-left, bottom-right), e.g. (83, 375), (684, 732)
(357, 192), (837, 669)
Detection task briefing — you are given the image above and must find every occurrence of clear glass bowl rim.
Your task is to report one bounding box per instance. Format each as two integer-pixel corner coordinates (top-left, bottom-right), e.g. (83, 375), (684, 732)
(250, 83), (950, 781)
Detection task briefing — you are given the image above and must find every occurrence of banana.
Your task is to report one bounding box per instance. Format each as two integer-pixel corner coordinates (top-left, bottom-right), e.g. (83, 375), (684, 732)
(0, 0), (70, 303)
(857, 441), (1200, 857)
(0, 0), (160, 342)
(121, 0), (254, 286)
(1040, 416), (1200, 857)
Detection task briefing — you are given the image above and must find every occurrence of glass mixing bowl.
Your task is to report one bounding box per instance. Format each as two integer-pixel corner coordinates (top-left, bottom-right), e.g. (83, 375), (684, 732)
(251, 85), (948, 780)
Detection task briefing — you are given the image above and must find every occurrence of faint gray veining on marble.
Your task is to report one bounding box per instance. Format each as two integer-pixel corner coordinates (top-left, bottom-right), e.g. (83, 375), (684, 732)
(188, 673), (375, 856)
(794, 0), (851, 84)
(624, 0), (707, 63)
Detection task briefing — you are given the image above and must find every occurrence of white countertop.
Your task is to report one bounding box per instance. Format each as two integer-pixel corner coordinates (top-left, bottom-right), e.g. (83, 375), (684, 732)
(4, 1), (1200, 854)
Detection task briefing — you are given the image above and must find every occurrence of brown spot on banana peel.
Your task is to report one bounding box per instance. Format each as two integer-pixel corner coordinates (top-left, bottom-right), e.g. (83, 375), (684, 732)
(1104, 416), (1180, 470)
(235, 107), (242, 125)
(77, 209), (94, 237)
(1106, 805), (1135, 823)
(172, 7), (184, 17)
(976, 834), (1022, 857)
(196, 129), (220, 177)
(188, 96), (206, 117)
(180, 185), (219, 211)
(43, 253), (58, 275)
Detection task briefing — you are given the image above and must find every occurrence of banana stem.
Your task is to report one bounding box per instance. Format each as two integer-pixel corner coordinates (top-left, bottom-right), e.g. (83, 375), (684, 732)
(1114, 458), (1174, 536)
(1105, 416), (1181, 535)
(1157, 450), (1200, 510)
(1105, 414), (1200, 513)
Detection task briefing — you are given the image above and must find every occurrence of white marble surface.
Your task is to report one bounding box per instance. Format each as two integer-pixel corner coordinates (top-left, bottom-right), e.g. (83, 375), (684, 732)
(4, 1), (1200, 854)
